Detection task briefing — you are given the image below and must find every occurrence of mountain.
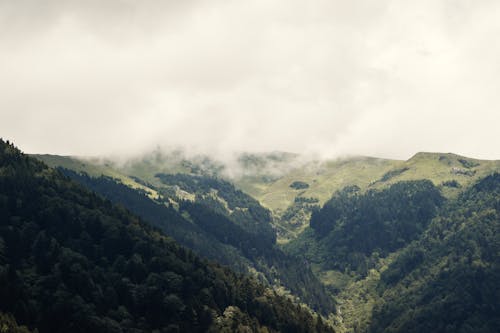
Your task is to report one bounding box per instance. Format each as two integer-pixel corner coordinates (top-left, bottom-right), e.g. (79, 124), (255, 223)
(35, 155), (335, 314)
(231, 152), (500, 242)
(369, 174), (500, 332)
(34, 149), (500, 332)
(284, 174), (500, 332)
(285, 180), (445, 276)
(36, 151), (500, 243)
(0, 139), (333, 332)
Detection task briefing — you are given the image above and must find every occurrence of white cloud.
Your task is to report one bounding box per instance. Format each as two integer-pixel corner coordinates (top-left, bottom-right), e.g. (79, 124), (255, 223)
(0, 0), (499, 159)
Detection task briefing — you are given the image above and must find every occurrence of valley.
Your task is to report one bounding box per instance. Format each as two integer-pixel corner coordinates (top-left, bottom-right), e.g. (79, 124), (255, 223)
(33, 149), (500, 332)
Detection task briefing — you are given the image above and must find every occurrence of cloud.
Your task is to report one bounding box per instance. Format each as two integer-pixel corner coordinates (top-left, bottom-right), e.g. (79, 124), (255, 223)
(0, 0), (499, 160)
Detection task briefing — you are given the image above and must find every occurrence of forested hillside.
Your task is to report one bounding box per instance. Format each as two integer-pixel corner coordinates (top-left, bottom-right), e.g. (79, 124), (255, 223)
(33, 149), (500, 332)
(58, 169), (334, 314)
(0, 139), (333, 333)
(286, 180), (444, 276)
(370, 173), (500, 332)
(285, 175), (500, 332)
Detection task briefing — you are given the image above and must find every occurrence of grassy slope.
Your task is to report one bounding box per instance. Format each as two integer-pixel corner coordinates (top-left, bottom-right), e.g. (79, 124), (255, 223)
(34, 152), (500, 242)
(33, 151), (500, 331)
(370, 152), (500, 194)
(34, 154), (159, 199)
(235, 153), (500, 213)
(235, 157), (399, 214)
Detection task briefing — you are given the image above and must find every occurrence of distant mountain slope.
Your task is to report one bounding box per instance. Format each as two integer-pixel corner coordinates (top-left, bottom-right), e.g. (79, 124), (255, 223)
(370, 173), (500, 332)
(283, 180), (445, 292)
(47, 165), (335, 314)
(285, 180), (444, 276)
(35, 151), (500, 242)
(35, 154), (159, 199)
(56, 169), (254, 273)
(1, 139), (333, 333)
(233, 152), (500, 241)
(30, 148), (500, 332)
(284, 174), (500, 332)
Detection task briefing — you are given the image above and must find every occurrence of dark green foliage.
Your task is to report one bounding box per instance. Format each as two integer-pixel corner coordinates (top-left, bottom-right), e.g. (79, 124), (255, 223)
(57, 169), (252, 272)
(311, 181), (443, 254)
(290, 181), (310, 190)
(379, 167), (409, 182)
(0, 139), (334, 333)
(285, 173), (500, 332)
(60, 170), (335, 314)
(371, 173), (500, 332)
(179, 200), (273, 258)
(155, 173), (275, 240)
(441, 180), (461, 188)
(290, 181), (443, 275)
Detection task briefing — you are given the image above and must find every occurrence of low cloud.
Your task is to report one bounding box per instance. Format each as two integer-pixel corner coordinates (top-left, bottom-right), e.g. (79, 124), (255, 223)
(1, 0), (499, 160)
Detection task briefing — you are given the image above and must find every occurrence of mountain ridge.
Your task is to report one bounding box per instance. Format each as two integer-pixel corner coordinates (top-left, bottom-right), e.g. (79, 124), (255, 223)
(34, 151), (500, 242)
(1, 138), (335, 333)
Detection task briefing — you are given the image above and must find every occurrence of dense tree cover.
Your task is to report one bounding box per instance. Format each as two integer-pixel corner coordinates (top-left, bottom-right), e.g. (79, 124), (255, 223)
(0, 139), (334, 333)
(370, 173), (500, 333)
(58, 169), (253, 272)
(286, 173), (500, 332)
(287, 181), (444, 276)
(155, 173), (275, 241)
(59, 169), (335, 314)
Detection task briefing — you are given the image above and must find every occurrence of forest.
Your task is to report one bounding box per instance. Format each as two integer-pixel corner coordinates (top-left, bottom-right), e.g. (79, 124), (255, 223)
(58, 168), (335, 315)
(0, 139), (333, 333)
(285, 174), (500, 332)
(3, 136), (500, 332)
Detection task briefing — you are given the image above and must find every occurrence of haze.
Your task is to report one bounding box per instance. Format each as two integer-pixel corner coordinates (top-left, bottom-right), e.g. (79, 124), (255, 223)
(1, 0), (499, 160)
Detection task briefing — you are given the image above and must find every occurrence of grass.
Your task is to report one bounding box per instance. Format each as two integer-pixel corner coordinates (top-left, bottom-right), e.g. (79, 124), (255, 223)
(233, 156), (400, 214)
(235, 152), (500, 213)
(35, 151), (500, 243)
(33, 154), (159, 199)
(33, 150), (500, 332)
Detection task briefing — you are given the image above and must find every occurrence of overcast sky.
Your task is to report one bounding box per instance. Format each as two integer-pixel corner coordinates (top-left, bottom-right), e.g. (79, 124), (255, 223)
(1, 0), (499, 160)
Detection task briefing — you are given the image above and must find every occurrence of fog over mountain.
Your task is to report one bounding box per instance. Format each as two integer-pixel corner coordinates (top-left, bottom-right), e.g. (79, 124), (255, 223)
(1, 0), (500, 159)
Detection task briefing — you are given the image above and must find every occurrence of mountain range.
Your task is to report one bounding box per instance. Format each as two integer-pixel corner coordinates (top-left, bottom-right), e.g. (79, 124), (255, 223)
(1, 140), (498, 332)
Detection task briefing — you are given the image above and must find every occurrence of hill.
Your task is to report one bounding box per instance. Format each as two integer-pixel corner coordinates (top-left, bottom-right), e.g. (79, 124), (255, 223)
(33, 148), (500, 332)
(35, 151), (500, 242)
(232, 152), (500, 241)
(284, 174), (500, 332)
(1, 139), (333, 333)
(368, 173), (500, 332)
(36, 155), (335, 314)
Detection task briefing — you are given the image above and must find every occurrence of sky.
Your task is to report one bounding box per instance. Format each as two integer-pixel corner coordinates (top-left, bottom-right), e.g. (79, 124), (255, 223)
(1, 0), (499, 160)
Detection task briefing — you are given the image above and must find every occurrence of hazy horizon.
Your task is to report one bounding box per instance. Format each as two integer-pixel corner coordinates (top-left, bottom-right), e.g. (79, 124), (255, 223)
(2, 0), (500, 160)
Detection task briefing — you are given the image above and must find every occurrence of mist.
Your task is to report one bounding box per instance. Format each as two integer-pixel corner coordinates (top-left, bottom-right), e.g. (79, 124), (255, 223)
(1, 0), (500, 160)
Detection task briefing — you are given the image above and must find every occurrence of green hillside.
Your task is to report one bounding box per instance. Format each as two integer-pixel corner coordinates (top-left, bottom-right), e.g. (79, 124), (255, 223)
(35, 154), (159, 199)
(233, 152), (500, 208)
(369, 174), (500, 332)
(1, 139), (333, 333)
(28, 147), (500, 332)
(284, 174), (500, 332)
(233, 152), (500, 242)
(45, 161), (335, 314)
(34, 152), (500, 243)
